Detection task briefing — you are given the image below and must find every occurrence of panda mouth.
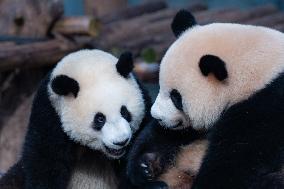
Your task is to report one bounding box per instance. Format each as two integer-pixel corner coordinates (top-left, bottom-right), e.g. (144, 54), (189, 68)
(158, 120), (183, 129)
(171, 120), (183, 129)
(104, 145), (126, 157)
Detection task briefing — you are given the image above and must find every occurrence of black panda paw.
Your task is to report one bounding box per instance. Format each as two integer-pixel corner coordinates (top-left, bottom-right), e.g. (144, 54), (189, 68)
(145, 181), (169, 189)
(140, 152), (164, 180)
(138, 152), (158, 180)
(128, 152), (162, 186)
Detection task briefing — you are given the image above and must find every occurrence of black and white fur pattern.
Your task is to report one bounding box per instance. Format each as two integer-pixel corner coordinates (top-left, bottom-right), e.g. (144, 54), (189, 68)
(128, 10), (284, 189)
(126, 120), (206, 189)
(0, 49), (151, 189)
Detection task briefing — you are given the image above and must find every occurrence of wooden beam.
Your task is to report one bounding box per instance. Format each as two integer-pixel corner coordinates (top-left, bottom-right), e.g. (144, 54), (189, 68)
(0, 38), (83, 71)
(102, 0), (168, 24)
(53, 16), (100, 37)
(84, 0), (127, 17)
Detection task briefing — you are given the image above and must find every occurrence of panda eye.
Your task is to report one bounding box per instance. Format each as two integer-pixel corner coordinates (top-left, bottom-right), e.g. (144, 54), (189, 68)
(93, 112), (106, 130)
(170, 89), (183, 111)
(120, 105), (132, 122)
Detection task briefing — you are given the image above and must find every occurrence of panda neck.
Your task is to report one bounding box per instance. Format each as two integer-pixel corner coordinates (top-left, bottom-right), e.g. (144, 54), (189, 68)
(215, 73), (284, 131)
(68, 147), (119, 189)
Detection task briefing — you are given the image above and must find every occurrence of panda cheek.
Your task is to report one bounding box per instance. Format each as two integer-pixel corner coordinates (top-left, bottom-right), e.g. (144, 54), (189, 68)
(100, 126), (113, 145)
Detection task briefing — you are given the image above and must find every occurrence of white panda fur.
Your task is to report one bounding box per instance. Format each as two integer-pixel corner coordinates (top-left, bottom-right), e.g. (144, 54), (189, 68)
(0, 49), (151, 189)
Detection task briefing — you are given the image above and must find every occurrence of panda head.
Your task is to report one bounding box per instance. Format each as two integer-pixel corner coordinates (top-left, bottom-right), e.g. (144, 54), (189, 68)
(151, 10), (284, 130)
(48, 49), (145, 159)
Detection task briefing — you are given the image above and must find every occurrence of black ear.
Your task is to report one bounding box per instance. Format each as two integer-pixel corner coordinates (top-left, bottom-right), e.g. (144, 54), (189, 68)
(116, 51), (134, 78)
(199, 55), (228, 81)
(171, 10), (197, 37)
(51, 75), (80, 97)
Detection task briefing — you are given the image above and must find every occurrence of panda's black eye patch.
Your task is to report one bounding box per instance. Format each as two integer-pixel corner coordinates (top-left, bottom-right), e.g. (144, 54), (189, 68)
(170, 89), (183, 111)
(93, 112), (106, 130)
(121, 106), (132, 122)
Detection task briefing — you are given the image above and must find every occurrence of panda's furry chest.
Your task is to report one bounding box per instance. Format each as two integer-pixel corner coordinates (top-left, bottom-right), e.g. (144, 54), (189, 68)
(68, 149), (118, 189)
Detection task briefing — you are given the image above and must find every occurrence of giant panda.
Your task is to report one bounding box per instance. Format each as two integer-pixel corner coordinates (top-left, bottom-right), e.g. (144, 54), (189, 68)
(0, 49), (151, 189)
(127, 10), (284, 189)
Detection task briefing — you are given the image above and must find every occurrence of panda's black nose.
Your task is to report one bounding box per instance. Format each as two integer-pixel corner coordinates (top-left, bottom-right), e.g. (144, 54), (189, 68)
(113, 138), (129, 147)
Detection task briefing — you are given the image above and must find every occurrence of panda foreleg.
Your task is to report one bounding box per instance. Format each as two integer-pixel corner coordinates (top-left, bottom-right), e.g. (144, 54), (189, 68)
(127, 120), (181, 186)
(251, 172), (284, 189)
(127, 141), (176, 186)
(21, 78), (79, 189)
(23, 143), (77, 189)
(22, 127), (78, 189)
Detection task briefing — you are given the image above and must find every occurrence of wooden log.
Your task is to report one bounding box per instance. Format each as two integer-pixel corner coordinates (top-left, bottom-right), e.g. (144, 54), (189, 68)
(196, 7), (239, 24)
(84, 0), (127, 17)
(0, 96), (32, 172)
(108, 1), (207, 28)
(97, 3), (207, 49)
(53, 16), (100, 37)
(120, 32), (174, 57)
(72, 36), (95, 47)
(0, 38), (83, 71)
(98, 17), (172, 49)
(0, 42), (15, 49)
(237, 4), (278, 22)
(104, 9), (175, 33)
(103, 1), (206, 26)
(0, 36), (48, 45)
(95, 4), (282, 68)
(102, 8), (236, 55)
(196, 4), (278, 24)
(0, 0), (64, 37)
(122, 32), (173, 50)
(101, 0), (168, 24)
(113, 4), (280, 61)
(150, 5), (280, 58)
(243, 12), (284, 27)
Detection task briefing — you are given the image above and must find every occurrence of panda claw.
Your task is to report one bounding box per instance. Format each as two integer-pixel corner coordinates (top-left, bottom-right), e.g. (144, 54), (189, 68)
(145, 171), (152, 177)
(141, 163), (148, 168)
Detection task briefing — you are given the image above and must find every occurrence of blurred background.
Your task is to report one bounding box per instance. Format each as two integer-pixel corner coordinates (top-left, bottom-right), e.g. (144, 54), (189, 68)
(1, 0), (284, 176)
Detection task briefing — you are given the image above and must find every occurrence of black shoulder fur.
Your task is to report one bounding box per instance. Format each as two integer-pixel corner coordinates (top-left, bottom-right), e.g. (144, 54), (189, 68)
(22, 73), (78, 189)
(192, 73), (284, 189)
